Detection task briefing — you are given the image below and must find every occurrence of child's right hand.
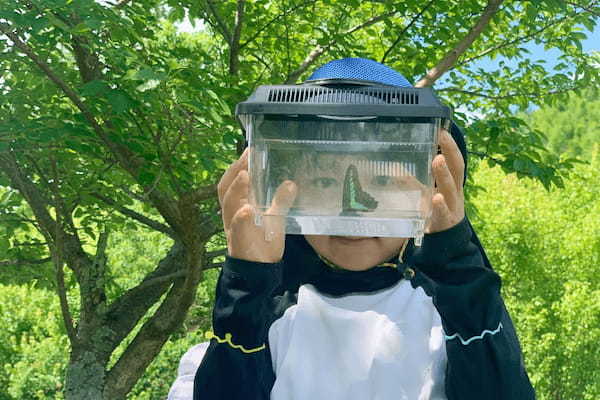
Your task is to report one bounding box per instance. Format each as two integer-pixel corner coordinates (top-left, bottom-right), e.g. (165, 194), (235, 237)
(218, 148), (297, 263)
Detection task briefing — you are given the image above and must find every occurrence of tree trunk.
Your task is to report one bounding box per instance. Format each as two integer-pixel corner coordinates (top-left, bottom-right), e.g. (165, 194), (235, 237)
(65, 348), (109, 400)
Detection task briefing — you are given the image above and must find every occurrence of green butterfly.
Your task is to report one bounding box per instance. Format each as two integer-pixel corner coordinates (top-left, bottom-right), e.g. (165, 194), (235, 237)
(341, 164), (378, 215)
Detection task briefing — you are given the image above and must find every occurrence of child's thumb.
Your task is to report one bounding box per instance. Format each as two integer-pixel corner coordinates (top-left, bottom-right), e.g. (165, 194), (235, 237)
(267, 180), (297, 215)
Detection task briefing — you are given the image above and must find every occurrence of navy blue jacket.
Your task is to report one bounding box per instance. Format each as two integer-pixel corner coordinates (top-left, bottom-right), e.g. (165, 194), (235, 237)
(193, 218), (535, 399)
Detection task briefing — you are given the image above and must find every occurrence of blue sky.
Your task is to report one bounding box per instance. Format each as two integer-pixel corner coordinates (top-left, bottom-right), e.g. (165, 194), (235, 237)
(472, 27), (600, 71)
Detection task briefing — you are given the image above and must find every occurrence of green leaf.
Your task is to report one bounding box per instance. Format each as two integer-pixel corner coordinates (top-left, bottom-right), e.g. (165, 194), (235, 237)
(31, 17), (50, 34)
(83, 226), (96, 240)
(0, 236), (9, 253)
(207, 107), (223, 124)
(106, 90), (134, 113)
(223, 132), (238, 146)
(80, 80), (110, 97)
(138, 170), (156, 186)
(73, 207), (85, 219)
(85, 18), (102, 30)
(135, 67), (164, 81)
(136, 79), (161, 92)
(46, 14), (70, 32)
(70, 23), (91, 34)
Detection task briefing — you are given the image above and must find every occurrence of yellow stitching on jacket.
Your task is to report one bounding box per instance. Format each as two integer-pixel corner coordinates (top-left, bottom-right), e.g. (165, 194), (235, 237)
(205, 331), (266, 354)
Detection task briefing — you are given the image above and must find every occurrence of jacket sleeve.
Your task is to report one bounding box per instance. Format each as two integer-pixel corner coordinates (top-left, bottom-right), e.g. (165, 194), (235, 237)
(193, 256), (280, 400)
(409, 218), (536, 400)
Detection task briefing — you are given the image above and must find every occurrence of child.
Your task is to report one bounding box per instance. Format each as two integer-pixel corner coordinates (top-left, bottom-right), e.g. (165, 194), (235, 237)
(179, 58), (535, 400)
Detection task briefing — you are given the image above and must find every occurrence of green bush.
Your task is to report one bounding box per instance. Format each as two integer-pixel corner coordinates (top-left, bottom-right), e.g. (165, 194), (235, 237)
(127, 329), (208, 400)
(0, 284), (66, 399)
(6, 335), (68, 400)
(471, 152), (600, 400)
(124, 267), (219, 399)
(0, 270), (218, 400)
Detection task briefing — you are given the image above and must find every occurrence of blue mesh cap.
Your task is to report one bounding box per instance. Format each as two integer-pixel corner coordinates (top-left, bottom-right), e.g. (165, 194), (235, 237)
(305, 58), (412, 88)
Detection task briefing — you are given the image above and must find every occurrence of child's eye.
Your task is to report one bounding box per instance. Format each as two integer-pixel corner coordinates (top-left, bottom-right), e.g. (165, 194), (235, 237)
(371, 175), (393, 187)
(310, 177), (339, 189)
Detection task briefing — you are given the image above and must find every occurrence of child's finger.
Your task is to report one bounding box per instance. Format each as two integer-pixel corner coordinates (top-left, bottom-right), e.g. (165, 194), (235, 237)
(263, 181), (297, 243)
(432, 154), (457, 214)
(218, 148), (249, 206)
(428, 193), (452, 233)
(221, 169), (250, 231)
(266, 180), (298, 215)
(228, 203), (258, 259)
(439, 129), (464, 190)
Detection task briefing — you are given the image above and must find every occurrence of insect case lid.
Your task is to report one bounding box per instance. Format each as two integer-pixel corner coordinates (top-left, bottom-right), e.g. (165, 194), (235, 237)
(235, 85), (451, 118)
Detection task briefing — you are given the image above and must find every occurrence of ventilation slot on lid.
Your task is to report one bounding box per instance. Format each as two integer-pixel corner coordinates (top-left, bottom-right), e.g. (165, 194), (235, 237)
(266, 87), (421, 105)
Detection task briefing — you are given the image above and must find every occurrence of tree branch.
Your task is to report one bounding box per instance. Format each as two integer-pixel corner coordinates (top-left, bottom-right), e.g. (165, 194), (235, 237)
(117, 247), (225, 294)
(115, 0), (133, 9)
(380, 0), (436, 64)
(414, 0), (505, 88)
(468, 151), (504, 164)
(207, 261), (224, 269)
(182, 183), (217, 205)
(0, 23), (182, 233)
(0, 153), (60, 242)
(125, 270), (186, 293)
(0, 257), (52, 267)
(0, 24), (106, 148)
(437, 85), (583, 100)
(206, 248), (226, 260)
(49, 156), (78, 233)
(71, 37), (103, 83)
(104, 246), (205, 399)
(91, 192), (176, 237)
(55, 257), (77, 344)
(285, 10), (398, 83)
(566, 1), (600, 18)
(76, 229), (110, 325)
(204, 0), (232, 43)
(228, 0), (246, 76)
(104, 278), (191, 398)
(11, 240), (48, 247)
(118, 185), (147, 203)
(0, 154), (99, 332)
(239, 0), (317, 50)
(105, 242), (187, 347)
(453, 12), (581, 69)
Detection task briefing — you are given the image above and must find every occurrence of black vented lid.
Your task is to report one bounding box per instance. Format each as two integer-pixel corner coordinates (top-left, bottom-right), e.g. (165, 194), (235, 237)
(235, 85), (451, 118)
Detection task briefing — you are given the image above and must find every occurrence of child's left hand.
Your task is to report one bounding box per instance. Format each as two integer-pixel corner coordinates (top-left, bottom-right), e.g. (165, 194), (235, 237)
(427, 129), (465, 234)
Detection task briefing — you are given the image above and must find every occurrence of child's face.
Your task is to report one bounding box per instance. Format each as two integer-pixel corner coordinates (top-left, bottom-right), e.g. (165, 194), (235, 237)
(289, 153), (426, 213)
(304, 234), (406, 271)
(289, 153), (411, 271)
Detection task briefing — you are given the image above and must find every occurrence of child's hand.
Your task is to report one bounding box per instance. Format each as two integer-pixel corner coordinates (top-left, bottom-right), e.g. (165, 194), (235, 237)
(218, 148), (297, 263)
(427, 129), (465, 234)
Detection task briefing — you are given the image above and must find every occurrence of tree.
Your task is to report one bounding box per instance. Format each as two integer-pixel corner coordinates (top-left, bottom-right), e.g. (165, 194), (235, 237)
(0, 0), (598, 398)
(527, 88), (600, 160)
(471, 152), (600, 400)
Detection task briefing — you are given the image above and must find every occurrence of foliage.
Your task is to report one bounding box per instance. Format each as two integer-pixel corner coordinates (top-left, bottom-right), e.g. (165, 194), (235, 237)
(0, 187), (54, 287)
(0, 224), (220, 400)
(1, 0), (599, 397)
(6, 335), (68, 400)
(527, 88), (600, 160)
(471, 150), (600, 400)
(0, 284), (66, 400)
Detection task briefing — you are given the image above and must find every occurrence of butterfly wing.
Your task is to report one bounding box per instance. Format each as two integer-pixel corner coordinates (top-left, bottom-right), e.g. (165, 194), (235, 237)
(342, 164), (378, 213)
